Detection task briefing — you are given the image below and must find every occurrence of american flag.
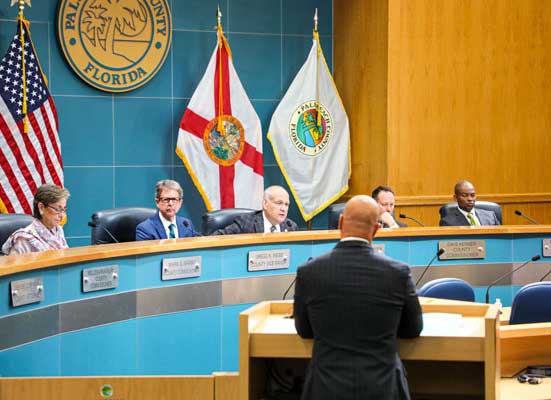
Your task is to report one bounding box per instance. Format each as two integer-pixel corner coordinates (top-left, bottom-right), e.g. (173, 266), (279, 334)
(0, 18), (63, 214)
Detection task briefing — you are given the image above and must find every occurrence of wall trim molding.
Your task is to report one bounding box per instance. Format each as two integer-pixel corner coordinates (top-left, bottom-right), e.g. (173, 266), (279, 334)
(395, 193), (551, 206)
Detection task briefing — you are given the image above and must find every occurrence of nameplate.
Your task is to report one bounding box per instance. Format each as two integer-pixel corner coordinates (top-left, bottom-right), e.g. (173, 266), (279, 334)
(248, 249), (290, 272)
(373, 244), (385, 255)
(438, 240), (486, 259)
(11, 277), (44, 307)
(162, 256), (201, 280)
(82, 265), (118, 293)
(543, 239), (551, 257)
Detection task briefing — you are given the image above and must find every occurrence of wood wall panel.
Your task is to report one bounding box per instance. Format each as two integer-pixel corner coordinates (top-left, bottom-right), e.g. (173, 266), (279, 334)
(334, 0), (551, 220)
(334, 0), (389, 195)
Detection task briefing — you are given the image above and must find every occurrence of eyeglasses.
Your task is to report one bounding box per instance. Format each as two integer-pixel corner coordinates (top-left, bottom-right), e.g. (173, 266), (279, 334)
(158, 197), (182, 204)
(47, 205), (68, 214)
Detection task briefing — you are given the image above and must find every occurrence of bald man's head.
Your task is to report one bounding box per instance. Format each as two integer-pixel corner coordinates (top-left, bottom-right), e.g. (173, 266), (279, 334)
(339, 195), (381, 241)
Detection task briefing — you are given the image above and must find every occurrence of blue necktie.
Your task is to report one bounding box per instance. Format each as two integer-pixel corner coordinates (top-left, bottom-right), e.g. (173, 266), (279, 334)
(169, 223), (176, 239)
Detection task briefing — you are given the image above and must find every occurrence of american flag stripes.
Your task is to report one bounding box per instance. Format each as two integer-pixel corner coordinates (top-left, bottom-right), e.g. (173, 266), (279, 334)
(0, 18), (63, 214)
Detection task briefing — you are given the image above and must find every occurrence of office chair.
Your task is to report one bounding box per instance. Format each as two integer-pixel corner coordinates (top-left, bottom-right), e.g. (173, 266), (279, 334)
(418, 278), (475, 302)
(0, 213), (35, 254)
(439, 201), (502, 224)
(201, 208), (256, 235)
(89, 207), (157, 244)
(509, 282), (551, 325)
(327, 202), (346, 229)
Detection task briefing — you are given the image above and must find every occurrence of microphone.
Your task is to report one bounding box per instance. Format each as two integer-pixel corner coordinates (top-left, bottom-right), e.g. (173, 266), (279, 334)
(183, 220), (201, 237)
(514, 210), (540, 225)
(485, 255), (541, 303)
(284, 220), (293, 232)
(88, 221), (119, 244)
(415, 248), (445, 287)
(282, 257), (313, 300)
(399, 213), (425, 227)
(539, 268), (551, 282)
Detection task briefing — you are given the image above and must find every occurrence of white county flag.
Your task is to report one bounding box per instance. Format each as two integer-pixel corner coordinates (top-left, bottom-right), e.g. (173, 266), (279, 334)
(176, 28), (263, 211)
(267, 33), (350, 221)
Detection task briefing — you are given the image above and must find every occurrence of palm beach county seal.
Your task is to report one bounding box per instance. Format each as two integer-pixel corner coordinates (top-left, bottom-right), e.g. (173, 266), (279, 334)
(289, 101), (332, 156)
(57, 0), (172, 92)
(203, 115), (245, 166)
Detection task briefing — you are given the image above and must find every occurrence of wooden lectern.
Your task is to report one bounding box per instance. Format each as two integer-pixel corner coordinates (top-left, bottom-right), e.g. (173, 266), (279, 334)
(239, 299), (500, 400)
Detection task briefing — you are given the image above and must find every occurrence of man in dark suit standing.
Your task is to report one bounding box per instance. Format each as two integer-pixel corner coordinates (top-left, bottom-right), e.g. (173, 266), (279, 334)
(212, 185), (298, 234)
(439, 180), (501, 226)
(372, 185), (407, 228)
(136, 179), (198, 240)
(294, 195), (423, 400)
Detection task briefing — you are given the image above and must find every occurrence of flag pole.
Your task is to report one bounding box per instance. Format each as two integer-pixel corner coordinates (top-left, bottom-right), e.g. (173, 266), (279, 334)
(313, 9), (322, 128)
(216, 5), (226, 136)
(17, 0), (29, 133)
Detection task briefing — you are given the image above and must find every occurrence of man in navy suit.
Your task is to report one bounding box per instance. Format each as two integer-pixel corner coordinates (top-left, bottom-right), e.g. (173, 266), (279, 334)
(294, 195), (423, 400)
(439, 180), (501, 226)
(136, 179), (198, 240)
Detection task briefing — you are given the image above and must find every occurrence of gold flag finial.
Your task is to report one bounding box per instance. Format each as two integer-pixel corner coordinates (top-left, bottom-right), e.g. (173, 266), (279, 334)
(11, 0), (31, 17)
(217, 4), (222, 29)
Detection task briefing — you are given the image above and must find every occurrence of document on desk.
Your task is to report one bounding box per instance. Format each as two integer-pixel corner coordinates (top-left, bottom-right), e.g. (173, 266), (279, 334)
(421, 313), (479, 337)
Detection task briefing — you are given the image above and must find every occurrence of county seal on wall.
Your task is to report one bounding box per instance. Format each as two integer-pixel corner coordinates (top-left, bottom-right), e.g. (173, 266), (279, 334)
(289, 100), (332, 156)
(58, 0), (172, 92)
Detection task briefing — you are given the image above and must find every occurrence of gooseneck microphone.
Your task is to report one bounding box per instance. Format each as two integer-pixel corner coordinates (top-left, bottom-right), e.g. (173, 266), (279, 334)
(399, 213), (426, 227)
(539, 268), (551, 282)
(415, 248), (445, 287)
(485, 255), (541, 303)
(282, 257), (313, 300)
(284, 220), (293, 232)
(514, 210), (540, 225)
(88, 221), (119, 243)
(183, 220), (201, 237)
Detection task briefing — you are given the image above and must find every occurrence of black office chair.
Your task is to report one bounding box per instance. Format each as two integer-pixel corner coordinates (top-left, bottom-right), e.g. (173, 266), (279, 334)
(509, 282), (551, 325)
(327, 202), (346, 229)
(418, 278), (475, 302)
(201, 208), (256, 235)
(89, 207), (157, 245)
(439, 201), (502, 224)
(0, 213), (35, 254)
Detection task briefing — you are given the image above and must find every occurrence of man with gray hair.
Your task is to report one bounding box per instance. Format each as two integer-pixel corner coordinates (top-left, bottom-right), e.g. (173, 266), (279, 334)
(212, 185), (298, 234)
(136, 179), (199, 240)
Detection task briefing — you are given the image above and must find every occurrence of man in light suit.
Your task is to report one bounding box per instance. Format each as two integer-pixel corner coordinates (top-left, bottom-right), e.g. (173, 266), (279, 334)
(212, 185), (298, 234)
(136, 179), (199, 240)
(439, 180), (501, 226)
(294, 195), (423, 400)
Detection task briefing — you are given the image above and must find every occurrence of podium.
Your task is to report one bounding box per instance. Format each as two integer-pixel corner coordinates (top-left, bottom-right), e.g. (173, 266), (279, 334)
(239, 299), (500, 400)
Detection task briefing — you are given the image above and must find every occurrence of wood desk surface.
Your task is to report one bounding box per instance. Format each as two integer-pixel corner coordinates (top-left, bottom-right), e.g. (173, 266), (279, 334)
(501, 377), (551, 400)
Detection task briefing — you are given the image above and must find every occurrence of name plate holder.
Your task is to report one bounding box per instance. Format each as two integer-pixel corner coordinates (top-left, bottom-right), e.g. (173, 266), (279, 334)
(248, 249), (290, 272)
(11, 277), (44, 307)
(162, 256), (201, 280)
(543, 239), (551, 257)
(82, 265), (118, 293)
(438, 240), (486, 260)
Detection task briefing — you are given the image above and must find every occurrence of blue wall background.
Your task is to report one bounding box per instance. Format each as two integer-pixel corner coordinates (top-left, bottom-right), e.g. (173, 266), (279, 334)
(0, 0), (334, 247)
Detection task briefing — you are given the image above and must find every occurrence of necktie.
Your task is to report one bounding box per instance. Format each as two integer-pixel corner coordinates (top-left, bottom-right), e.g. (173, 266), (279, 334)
(466, 213), (479, 226)
(169, 223), (176, 238)
(270, 225), (277, 233)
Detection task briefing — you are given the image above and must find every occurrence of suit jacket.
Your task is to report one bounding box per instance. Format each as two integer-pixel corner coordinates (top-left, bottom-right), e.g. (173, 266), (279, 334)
(211, 210), (298, 235)
(294, 240), (423, 400)
(439, 207), (500, 226)
(135, 211), (198, 241)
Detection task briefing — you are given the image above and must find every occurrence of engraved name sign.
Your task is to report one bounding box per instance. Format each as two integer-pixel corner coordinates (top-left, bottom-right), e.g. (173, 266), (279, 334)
(438, 240), (486, 260)
(373, 244), (385, 255)
(162, 256), (201, 281)
(543, 239), (551, 257)
(11, 277), (44, 307)
(248, 249), (291, 272)
(82, 265), (119, 293)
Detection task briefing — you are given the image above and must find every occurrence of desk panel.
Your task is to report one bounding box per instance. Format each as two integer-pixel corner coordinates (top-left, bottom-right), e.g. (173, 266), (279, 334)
(0, 227), (550, 377)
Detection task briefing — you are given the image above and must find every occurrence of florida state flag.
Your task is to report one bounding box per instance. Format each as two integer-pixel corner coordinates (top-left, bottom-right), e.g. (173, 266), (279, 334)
(176, 25), (263, 211)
